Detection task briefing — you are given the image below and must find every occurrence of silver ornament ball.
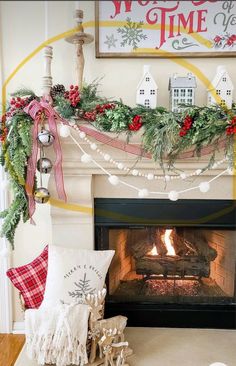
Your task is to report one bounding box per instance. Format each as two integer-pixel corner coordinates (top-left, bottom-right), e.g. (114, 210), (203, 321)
(34, 187), (50, 204)
(37, 158), (53, 174)
(37, 129), (55, 146)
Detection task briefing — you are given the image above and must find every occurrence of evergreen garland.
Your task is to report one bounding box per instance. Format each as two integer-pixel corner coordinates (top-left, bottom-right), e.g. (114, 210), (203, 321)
(0, 110), (33, 247)
(0, 83), (235, 247)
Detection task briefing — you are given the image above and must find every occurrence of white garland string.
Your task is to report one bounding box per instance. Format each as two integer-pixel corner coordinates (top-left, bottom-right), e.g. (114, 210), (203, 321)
(66, 127), (231, 201)
(71, 124), (228, 182)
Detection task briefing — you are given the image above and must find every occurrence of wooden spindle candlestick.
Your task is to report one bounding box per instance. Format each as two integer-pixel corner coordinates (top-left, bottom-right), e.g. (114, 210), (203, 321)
(65, 10), (94, 90)
(42, 46), (53, 96)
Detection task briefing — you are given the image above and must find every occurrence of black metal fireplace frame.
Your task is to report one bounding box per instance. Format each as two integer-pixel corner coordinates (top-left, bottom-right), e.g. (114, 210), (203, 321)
(95, 198), (236, 329)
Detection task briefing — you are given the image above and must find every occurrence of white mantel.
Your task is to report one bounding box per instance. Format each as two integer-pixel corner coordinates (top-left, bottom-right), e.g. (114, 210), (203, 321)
(48, 125), (232, 250)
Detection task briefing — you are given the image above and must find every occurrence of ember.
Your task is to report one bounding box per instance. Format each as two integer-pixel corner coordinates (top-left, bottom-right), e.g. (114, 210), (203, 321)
(146, 279), (200, 296)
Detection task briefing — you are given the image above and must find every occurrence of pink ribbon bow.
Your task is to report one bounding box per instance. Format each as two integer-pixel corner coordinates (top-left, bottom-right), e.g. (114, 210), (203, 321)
(24, 98), (67, 222)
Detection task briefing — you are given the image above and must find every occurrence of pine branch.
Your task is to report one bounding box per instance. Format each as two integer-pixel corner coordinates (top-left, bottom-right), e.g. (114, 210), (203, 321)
(54, 96), (74, 119)
(11, 88), (36, 97)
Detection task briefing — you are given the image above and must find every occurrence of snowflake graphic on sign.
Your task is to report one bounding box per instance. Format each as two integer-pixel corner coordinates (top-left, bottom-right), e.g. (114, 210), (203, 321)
(117, 17), (147, 50)
(68, 273), (96, 301)
(104, 34), (118, 49)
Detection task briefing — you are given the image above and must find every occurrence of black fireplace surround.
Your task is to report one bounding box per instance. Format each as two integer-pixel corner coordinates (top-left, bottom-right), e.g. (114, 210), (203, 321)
(95, 198), (236, 329)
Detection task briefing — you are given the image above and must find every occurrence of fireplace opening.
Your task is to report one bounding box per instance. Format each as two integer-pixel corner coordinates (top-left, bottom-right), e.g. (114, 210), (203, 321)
(108, 227), (235, 304)
(95, 198), (236, 328)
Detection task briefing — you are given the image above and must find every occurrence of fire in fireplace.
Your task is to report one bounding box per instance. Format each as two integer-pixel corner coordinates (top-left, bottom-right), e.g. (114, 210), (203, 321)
(108, 227), (233, 302)
(133, 227), (217, 280)
(95, 198), (236, 328)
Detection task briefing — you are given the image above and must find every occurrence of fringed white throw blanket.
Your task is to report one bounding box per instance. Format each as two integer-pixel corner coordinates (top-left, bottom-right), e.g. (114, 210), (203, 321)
(25, 303), (90, 366)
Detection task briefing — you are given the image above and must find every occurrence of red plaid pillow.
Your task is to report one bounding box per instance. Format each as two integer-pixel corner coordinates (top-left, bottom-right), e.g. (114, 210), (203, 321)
(6, 245), (48, 309)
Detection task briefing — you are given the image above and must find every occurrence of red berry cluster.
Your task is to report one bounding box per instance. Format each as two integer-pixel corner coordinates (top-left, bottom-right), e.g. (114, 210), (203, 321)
(95, 103), (116, 114)
(5, 97), (29, 119)
(0, 115), (8, 143)
(226, 116), (236, 135)
(64, 85), (81, 107)
(83, 111), (97, 121)
(83, 103), (116, 122)
(179, 115), (193, 137)
(128, 115), (143, 131)
(10, 96), (28, 109)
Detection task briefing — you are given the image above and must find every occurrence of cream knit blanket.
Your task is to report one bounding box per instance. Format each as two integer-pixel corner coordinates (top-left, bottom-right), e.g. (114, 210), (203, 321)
(25, 303), (90, 366)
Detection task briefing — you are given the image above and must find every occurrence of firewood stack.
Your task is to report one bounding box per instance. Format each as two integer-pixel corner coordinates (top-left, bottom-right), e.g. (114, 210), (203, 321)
(130, 228), (217, 279)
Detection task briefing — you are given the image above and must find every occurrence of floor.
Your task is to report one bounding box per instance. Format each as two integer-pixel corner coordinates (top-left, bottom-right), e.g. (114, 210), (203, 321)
(14, 327), (236, 366)
(0, 334), (25, 366)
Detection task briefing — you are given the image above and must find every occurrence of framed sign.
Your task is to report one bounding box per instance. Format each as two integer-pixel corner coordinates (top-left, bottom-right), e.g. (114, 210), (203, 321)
(95, 0), (236, 58)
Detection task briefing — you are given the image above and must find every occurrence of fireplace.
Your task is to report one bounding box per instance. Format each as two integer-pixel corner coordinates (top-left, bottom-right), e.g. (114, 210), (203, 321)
(95, 198), (236, 329)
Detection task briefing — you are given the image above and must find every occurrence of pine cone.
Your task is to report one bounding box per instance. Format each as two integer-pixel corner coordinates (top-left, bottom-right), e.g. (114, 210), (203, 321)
(50, 84), (66, 100)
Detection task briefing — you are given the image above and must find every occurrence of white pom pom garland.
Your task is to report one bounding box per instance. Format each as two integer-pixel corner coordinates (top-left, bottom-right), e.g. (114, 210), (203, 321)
(132, 169), (139, 176)
(81, 153), (92, 163)
(104, 154), (111, 161)
(90, 143), (97, 151)
(117, 163), (124, 170)
(79, 131), (86, 139)
(168, 190), (179, 201)
(108, 175), (119, 186)
(138, 189), (149, 198)
(180, 173), (187, 180)
(59, 125), (70, 138)
(147, 173), (154, 180)
(199, 181), (210, 193)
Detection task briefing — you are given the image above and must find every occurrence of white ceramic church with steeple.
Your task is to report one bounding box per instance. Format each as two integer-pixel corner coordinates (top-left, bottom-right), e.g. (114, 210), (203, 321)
(207, 66), (234, 109)
(136, 65), (158, 109)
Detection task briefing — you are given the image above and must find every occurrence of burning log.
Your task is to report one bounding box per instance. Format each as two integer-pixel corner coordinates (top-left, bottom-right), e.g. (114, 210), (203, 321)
(154, 228), (168, 256)
(181, 229), (217, 261)
(135, 256), (210, 278)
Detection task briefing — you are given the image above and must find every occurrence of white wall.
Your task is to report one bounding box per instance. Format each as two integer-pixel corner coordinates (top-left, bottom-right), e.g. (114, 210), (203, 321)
(0, 0), (235, 324)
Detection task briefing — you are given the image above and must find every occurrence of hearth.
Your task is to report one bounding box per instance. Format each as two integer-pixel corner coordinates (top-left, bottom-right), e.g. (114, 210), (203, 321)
(95, 198), (236, 329)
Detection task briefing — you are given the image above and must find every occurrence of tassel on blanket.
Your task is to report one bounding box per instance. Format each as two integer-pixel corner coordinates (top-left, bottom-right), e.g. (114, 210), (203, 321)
(25, 303), (89, 366)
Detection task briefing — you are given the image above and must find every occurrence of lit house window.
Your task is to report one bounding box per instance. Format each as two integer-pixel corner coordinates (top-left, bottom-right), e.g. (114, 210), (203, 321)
(146, 77), (150, 82)
(140, 90), (144, 95)
(227, 90), (231, 95)
(216, 90), (221, 95)
(150, 90), (155, 95)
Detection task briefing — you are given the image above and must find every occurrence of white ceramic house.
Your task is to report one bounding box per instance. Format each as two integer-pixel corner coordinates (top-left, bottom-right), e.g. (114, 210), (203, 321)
(207, 66), (234, 109)
(136, 65), (158, 109)
(168, 73), (197, 113)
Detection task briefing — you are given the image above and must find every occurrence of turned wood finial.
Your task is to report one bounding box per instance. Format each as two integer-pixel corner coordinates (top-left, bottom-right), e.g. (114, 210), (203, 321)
(42, 46), (53, 96)
(65, 9), (94, 90)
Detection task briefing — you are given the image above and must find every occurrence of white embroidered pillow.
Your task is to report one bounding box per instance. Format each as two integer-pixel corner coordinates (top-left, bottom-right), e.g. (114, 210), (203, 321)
(42, 245), (114, 307)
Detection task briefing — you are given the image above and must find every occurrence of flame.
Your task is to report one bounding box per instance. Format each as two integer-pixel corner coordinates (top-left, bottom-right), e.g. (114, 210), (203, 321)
(149, 245), (158, 256)
(148, 229), (176, 256)
(164, 229), (175, 256)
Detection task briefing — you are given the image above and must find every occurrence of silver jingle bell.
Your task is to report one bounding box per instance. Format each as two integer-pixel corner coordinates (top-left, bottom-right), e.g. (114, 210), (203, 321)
(37, 158), (53, 174)
(37, 129), (55, 147)
(34, 187), (50, 204)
